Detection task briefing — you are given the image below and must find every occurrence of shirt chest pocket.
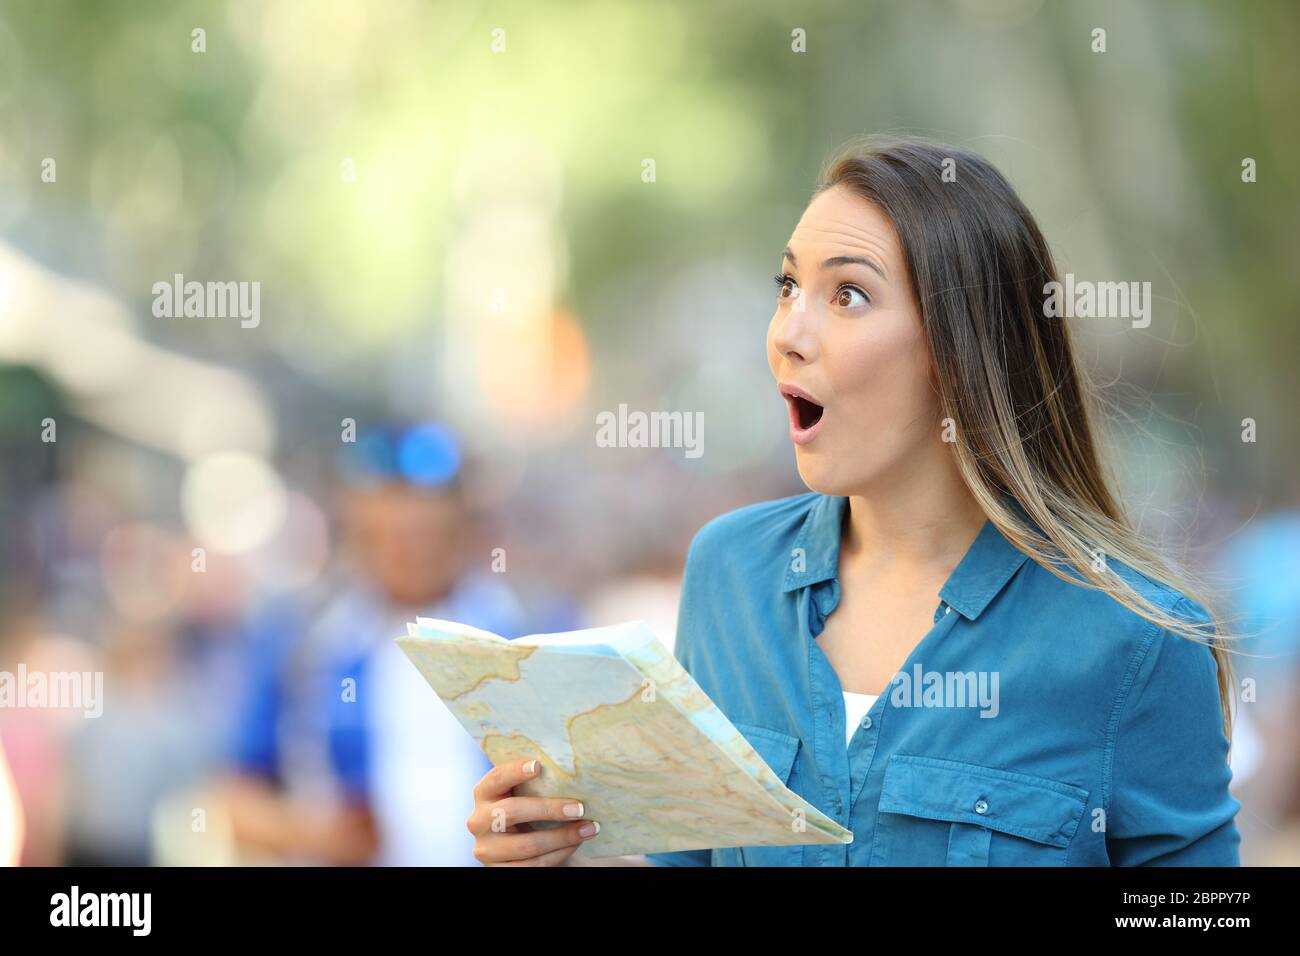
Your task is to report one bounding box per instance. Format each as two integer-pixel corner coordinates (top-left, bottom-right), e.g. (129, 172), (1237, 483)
(712, 722), (806, 867)
(872, 754), (1089, 866)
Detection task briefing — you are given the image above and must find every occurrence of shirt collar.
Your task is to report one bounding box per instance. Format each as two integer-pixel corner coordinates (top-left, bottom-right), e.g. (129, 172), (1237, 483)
(781, 493), (1030, 621)
(938, 512), (1031, 620)
(782, 494), (847, 593)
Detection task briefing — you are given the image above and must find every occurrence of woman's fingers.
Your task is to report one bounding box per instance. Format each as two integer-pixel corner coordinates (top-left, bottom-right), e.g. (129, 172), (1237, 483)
(473, 756), (542, 803)
(473, 820), (601, 865)
(478, 794), (590, 833)
(468, 756), (602, 866)
(495, 842), (586, 867)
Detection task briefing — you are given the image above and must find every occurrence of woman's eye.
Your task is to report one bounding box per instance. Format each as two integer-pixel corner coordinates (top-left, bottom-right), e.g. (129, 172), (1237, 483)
(772, 273), (799, 301)
(835, 284), (870, 308)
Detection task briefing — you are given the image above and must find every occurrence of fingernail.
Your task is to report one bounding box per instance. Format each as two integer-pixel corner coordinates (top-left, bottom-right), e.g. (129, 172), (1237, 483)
(563, 802), (584, 818)
(525, 759), (538, 775)
(579, 822), (599, 838)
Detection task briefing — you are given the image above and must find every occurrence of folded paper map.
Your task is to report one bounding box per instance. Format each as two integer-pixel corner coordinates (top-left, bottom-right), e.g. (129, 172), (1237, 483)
(396, 618), (854, 858)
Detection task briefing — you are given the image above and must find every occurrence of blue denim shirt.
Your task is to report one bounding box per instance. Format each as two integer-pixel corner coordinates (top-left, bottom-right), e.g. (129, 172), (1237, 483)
(646, 493), (1241, 866)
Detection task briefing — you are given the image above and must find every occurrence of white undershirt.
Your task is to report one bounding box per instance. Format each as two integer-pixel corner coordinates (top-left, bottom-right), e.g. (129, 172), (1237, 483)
(842, 691), (879, 747)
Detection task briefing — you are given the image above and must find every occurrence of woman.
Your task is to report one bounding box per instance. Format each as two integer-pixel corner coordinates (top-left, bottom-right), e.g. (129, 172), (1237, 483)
(466, 135), (1242, 866)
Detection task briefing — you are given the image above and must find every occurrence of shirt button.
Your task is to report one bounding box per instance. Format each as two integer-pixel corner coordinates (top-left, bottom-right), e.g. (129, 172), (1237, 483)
(860, 715), (872, 730)
(974, 798), (989, 815)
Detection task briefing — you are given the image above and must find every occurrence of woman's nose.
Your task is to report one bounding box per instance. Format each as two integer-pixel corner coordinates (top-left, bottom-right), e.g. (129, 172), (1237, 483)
(772, 303), (816, 364)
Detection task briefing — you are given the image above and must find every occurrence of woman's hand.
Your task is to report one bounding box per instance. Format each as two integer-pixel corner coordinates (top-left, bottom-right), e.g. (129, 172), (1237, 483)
(468, 757), (600, 866)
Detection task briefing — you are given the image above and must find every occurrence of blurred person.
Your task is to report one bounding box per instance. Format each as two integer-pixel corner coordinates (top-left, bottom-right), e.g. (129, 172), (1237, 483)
(217, 423), (529, 865)
(62, 621), (209, 866)
(468, 136), (1241, 866)
(0, 613), (99, 866)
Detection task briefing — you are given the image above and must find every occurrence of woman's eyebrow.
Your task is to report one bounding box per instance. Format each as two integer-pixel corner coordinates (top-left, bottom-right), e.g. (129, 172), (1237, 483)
(782, 246), (887, 281)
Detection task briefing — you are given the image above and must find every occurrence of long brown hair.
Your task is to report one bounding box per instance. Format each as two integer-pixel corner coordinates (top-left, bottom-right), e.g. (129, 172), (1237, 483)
(817, 134), (1236, 742)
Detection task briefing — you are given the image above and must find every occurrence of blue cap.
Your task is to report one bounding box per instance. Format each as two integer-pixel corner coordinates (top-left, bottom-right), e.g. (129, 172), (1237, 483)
(340, 422), (463, 489)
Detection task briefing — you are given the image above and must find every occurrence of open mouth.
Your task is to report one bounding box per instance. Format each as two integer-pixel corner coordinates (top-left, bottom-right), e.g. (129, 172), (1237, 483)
(791, 395), (824, 430)
(779, 384), (825, 438)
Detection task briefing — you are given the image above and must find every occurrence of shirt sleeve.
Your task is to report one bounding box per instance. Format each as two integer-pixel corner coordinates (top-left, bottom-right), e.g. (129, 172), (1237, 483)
(1106, 597), (1242, 866)
(644, 530), (714, 868)
(230, 604), (297, 778)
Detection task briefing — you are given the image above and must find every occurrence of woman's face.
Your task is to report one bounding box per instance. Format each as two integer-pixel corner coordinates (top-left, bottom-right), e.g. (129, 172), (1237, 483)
(766, 184), (940, 496)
